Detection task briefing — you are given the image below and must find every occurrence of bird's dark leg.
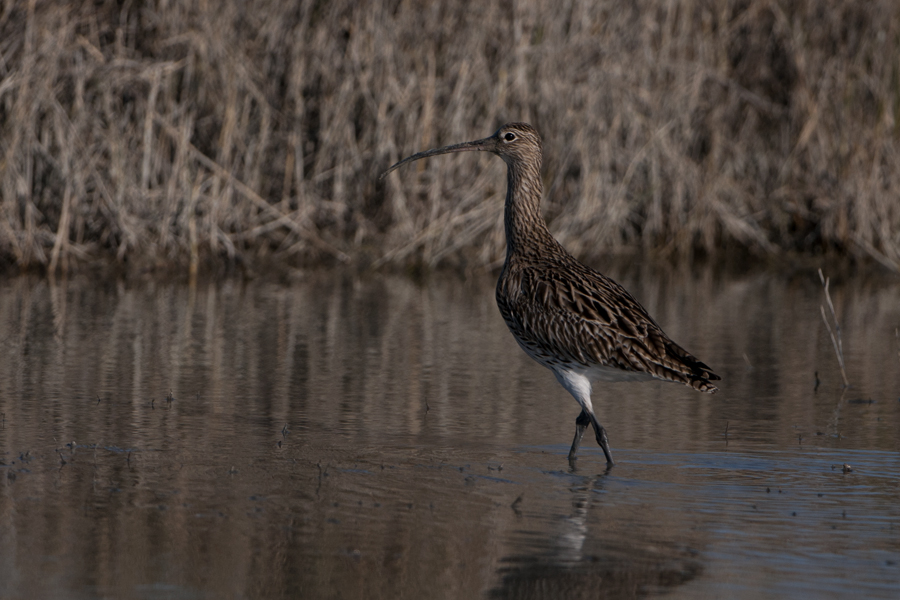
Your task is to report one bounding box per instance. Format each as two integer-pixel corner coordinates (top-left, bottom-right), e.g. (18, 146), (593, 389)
(567, 410), (592, 461)
(588, 413), (615, 466)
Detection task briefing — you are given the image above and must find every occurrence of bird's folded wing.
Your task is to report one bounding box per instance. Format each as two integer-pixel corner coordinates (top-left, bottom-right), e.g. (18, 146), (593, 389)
(504, 266), (719, 391)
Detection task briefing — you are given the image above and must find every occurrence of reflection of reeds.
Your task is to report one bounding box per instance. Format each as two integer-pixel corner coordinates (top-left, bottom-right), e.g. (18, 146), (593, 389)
(2, 1), (900, 272)
(818, 268), (849, 388)
(896, 328), (900, 369)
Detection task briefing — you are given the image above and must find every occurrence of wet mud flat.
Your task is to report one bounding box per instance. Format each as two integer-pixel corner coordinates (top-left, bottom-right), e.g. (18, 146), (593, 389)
(1, 270), (898, 598)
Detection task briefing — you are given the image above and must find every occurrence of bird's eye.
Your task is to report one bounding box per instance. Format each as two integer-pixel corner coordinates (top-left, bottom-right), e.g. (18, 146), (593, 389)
(504, 132), (516, 142)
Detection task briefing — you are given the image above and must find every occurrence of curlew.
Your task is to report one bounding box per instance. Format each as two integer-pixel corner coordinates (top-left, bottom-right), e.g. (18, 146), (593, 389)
(380, 123), (720, 466)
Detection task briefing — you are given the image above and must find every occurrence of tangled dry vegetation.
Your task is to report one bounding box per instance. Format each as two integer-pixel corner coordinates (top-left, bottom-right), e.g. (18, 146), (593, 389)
(0, 0), (898, 274)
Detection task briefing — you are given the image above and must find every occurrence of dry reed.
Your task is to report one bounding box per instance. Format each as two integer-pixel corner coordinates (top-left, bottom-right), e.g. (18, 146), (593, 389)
(818, 268), (849, 388)
(1, 0), (899, 274)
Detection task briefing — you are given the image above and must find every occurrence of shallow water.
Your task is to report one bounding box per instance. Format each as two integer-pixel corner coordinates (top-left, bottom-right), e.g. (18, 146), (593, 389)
(0, 266), (898, 599)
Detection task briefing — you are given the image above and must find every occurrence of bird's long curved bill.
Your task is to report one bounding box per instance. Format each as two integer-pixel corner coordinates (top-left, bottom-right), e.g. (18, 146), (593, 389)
(379, 137), (492, 180)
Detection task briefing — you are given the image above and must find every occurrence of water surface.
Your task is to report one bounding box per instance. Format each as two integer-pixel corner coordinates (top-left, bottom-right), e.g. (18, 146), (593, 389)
(0, 267), (898, 599)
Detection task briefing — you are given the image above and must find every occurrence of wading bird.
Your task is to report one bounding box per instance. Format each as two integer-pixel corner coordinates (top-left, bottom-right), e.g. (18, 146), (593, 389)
(380, 123), (719, 466)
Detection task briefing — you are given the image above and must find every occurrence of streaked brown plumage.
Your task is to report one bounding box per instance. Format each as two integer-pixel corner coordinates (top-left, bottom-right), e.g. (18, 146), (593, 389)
(381, 122), (720, 466)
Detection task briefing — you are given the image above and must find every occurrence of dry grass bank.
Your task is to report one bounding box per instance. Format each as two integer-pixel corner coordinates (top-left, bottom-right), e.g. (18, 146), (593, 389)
(0, 0), (898, 274)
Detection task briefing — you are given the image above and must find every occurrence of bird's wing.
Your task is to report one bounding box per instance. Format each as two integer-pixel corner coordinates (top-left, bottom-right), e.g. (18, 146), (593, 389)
(500, 263), (720, 392)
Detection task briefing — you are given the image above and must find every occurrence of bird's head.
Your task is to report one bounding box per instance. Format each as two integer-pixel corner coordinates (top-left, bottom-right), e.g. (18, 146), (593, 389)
(379, 122), (542, 179)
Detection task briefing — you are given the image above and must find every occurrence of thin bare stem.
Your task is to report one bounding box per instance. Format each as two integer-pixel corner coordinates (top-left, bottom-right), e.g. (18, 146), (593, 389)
(818, 268), (849, 388)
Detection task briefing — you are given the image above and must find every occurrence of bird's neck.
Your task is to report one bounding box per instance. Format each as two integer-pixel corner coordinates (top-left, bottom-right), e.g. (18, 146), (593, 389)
(504, 159), (557, 260)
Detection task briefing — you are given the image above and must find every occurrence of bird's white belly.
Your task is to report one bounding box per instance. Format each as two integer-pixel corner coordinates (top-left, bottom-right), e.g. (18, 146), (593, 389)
(581, 363), (656, 383)
(513, 336), (656, 384)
